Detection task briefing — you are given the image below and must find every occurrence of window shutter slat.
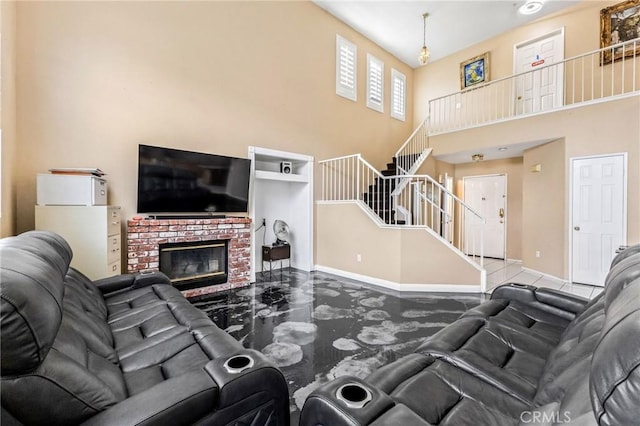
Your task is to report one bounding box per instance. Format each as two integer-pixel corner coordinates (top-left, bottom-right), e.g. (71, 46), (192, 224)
(336, 35), (357, 101)
(391, 69), (406, 121)
(366, 54), (384, 112)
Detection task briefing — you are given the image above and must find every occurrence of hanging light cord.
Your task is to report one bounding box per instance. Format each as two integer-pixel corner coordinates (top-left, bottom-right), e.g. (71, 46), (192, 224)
(419, 12), (430, 65)
(423, 13), (427, 48)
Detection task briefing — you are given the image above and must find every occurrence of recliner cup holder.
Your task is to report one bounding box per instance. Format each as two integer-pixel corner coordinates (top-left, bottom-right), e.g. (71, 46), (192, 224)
(336, 383), (373, 409)
(223, 355), (255, 374)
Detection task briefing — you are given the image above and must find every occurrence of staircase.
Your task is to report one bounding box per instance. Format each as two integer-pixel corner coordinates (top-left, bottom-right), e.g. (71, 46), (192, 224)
(317, 117), (486, 289)
(319, 116), (486, 265)
(363, 177), (399, 225)
(363, 154), (421, 225)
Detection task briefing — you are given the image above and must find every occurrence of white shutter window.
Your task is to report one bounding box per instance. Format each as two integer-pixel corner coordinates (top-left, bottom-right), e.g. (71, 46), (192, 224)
(336, 35), (357, 101)
(391, 68), (406, 121)
(366, 54), (384, 112)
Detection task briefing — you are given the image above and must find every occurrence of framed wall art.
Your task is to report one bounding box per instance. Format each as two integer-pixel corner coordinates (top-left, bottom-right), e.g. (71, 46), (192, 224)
(460, 52), (490, 89)
(600, 0), (640, 65)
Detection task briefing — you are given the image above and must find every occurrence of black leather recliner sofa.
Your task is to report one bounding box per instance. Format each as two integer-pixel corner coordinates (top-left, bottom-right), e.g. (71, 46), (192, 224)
(301, 245), (640, 426)
(0, 231), (290, 425)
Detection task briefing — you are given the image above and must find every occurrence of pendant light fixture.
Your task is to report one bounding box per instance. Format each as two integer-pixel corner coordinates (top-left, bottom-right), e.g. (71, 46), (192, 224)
(418, 13), (430, 66)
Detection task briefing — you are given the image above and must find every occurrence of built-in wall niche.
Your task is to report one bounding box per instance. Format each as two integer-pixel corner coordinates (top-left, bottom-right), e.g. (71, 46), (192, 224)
(248, 147), (314, 281)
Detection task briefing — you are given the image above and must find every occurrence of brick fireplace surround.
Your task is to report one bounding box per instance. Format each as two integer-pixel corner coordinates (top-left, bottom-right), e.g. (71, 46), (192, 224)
(127, 217), (251, 298)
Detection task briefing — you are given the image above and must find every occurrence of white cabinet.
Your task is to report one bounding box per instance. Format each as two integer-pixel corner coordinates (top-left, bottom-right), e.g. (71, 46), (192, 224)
(35, 206), (122, 280)
(248, 147), (314, 280)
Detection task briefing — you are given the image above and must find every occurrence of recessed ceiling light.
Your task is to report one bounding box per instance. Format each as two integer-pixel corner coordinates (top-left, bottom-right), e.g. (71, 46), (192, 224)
(519, 0), (543, 15)
(498, 147), (508, 151)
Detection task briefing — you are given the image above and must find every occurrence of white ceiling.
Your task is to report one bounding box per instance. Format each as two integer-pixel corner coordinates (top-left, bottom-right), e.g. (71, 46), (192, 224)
(433, 139), (556, 164)
(313, 1), (580, 68)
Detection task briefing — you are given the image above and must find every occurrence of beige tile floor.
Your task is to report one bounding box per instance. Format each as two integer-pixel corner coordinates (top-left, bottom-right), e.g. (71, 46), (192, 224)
(483, 258), (604, 299)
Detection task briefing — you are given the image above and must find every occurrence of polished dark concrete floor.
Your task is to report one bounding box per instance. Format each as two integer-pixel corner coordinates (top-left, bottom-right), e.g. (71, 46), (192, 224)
(192, 269), (485, 424)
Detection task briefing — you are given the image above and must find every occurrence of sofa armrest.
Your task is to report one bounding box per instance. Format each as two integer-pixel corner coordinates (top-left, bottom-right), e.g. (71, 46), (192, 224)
(95, 271), (171, 295)
(94, 274), (135, 294)
(131, 270), (171, 288)
(82, 351), (288, 426)
(491, 283), (588, 319)
(204, 349), (289, 415)
(490, 283), (539, 302)
(300, 376), (395, 426)
(534, 288), (589, 314)
(81, 370), (218, 426)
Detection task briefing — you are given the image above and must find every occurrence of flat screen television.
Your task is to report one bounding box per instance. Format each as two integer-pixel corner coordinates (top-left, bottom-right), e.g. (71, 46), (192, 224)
(137, 144), (251, 214)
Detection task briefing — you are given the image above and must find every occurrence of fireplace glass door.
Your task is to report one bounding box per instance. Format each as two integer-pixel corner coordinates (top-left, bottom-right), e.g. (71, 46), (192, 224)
(159, 240), (228, 289)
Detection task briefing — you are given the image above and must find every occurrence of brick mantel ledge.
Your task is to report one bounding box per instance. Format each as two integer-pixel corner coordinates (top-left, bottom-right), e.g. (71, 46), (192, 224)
(127, 217), (251, 298)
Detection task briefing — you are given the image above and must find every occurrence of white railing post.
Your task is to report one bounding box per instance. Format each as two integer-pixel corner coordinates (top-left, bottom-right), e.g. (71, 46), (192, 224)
(356, 155), (360, 203)
(321, 162), (325, 201)
(480, 223), (484, 268)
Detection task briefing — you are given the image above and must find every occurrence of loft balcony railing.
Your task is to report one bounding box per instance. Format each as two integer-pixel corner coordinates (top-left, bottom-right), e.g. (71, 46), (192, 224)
(428, 38), (640, 135)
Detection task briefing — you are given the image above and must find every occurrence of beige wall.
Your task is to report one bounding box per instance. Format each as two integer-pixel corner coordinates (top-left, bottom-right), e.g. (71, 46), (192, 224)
(14, 1), (414, 235)
(413, 1), (611, 124)
(399, 228), (481, 286)
(522, 140), (566, 277)
(317, 202), (482, 286)
(317, 203), (402, 282)
(434, 160), (455, 180)
(1, 1), (17, 237)
(453, 157), (524, 260)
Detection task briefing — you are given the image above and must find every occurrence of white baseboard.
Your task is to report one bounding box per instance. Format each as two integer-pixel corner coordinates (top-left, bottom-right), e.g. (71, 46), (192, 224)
(314, 265), (482, 293)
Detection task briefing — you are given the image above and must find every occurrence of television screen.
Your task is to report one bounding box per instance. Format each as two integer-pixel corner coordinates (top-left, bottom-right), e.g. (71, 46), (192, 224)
(137, 144), (251, 214)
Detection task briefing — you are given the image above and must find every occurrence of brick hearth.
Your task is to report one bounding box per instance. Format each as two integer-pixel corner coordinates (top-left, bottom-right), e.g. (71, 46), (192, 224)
(127, 217), (251, 297)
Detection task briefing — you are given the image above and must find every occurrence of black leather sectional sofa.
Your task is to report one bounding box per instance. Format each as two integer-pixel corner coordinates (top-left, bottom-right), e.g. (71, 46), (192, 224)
(0, 231), (289, 425)
(301, 246), (640, 426)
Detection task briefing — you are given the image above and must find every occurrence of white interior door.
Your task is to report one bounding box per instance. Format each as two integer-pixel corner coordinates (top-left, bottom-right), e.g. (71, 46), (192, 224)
(464, 174), (507, 259)
(514, 29), (564, 114)
(571, 154), (626, 286)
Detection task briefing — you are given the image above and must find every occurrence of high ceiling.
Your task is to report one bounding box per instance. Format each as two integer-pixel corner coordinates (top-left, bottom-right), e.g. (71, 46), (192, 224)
(313, 1), (580, 68)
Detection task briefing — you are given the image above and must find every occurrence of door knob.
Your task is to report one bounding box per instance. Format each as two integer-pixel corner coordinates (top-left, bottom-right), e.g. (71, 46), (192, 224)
(574, 226), (580, 231)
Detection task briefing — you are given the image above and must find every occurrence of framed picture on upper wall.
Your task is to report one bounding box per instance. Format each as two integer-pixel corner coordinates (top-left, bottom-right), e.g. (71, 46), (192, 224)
(600, 0), (640, 65)
(460, 52), (490, 89)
